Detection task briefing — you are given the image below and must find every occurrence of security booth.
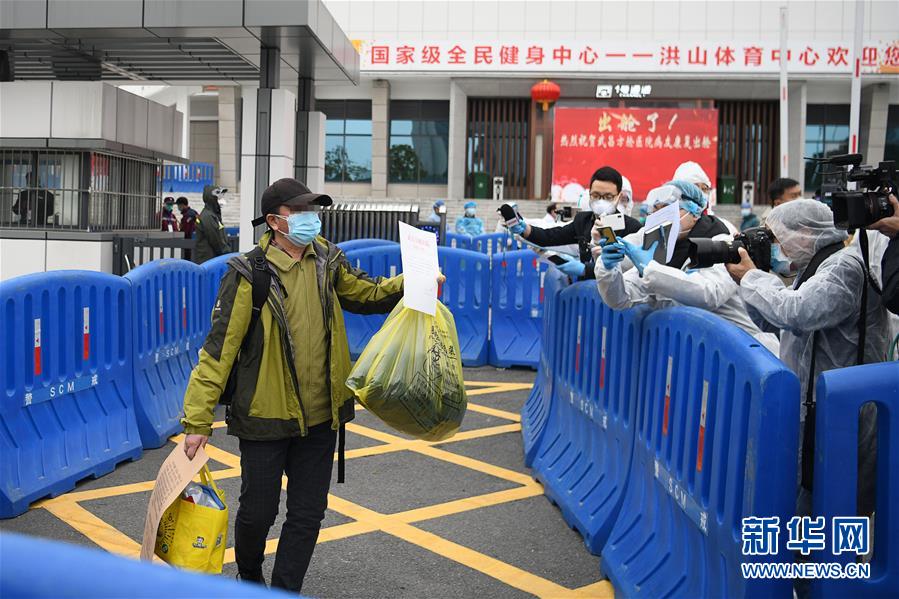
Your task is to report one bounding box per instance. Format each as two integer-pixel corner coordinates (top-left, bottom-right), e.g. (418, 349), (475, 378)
(1, 0), (362, 270)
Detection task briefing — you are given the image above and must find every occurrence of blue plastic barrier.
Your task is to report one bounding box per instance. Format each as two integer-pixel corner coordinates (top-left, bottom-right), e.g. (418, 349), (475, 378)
(337, 238), (398, 253)
(488, 250), (548, 369)
(470, 232), (523, 255)
(521, 265), (569, 466)
(0, 271), (142, 518)
(0, 533), (291, 598)
(812, 362), (899, 598)
(161, 162), (214, 194)
(530, 283), (649, 554)
(343, 246), (490, 366)
(445, 232), (473, 250)
(125, 260), (206, 449)
(199, 252), (240, 337)
(601, 307), (799, 597)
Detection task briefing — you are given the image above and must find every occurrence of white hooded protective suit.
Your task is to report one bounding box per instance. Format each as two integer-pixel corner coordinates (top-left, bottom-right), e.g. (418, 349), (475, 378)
(738, 200), (889, 514)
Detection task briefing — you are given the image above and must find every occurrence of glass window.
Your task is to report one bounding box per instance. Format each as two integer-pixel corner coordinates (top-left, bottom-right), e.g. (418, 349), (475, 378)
(885, 105), (899, 163)
(804, 105), (850, 191)
(389, 100), (449, 184)
(318, 100), (372, 183)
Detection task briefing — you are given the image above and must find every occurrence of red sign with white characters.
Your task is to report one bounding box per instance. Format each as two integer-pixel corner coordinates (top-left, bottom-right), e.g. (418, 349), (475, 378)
(552, 107), (719, 202)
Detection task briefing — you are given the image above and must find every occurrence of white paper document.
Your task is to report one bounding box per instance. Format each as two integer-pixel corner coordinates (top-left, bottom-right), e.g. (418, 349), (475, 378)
(643, 201), (681, 264)
(398, 221), (440, 316)
(140, 440), (209, 562)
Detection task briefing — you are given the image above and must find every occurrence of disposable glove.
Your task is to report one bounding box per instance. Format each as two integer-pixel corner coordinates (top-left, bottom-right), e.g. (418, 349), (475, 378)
(622, 239), (659, 276)
(600, 240), (625, 270)
(557, 254), (585, 278)
(507, 221), (527, 235)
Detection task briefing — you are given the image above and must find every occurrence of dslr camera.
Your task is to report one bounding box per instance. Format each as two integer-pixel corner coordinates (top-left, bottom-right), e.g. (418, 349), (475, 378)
(687, 227), (774, 272)
(811, 153), (895, 229)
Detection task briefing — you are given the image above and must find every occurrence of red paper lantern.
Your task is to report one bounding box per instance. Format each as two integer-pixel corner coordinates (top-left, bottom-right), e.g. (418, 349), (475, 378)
(531, 79), (561, 112)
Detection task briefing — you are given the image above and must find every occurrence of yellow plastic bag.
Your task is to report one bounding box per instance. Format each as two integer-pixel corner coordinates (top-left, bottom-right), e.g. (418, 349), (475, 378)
(347, 300), (467, 441)
(154, 464), (228, 573)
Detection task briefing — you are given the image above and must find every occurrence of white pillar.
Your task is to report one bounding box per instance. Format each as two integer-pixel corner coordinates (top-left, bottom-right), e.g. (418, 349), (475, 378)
(788, 81), (807, 186)
(447, 79), (468, 201)
(371, 80), (390, 198)
(239, 87), (296, 251)
(174, 88), (191, 160)
(778, 6), (789, 177)
(849, 0), (864, 154)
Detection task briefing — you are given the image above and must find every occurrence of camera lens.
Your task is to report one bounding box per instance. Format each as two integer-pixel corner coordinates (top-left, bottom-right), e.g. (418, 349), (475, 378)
(688, 238), (741, 268)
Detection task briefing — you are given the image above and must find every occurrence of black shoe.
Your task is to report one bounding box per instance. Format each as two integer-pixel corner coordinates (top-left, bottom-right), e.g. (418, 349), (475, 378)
(236, 572), (266, 586)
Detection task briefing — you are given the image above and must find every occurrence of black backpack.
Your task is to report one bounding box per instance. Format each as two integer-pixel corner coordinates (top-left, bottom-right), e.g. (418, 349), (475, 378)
(221, 246), (271, 406)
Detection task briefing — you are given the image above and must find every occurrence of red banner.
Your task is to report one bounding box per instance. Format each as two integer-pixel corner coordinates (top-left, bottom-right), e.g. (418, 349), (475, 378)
(551, 107), (719, 202)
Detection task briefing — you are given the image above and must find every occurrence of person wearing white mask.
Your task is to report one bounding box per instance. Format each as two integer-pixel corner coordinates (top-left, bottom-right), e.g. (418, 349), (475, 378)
(673, 161), (739, 234)
(594, 180), (780, 355)
(508, 166), (641, 280)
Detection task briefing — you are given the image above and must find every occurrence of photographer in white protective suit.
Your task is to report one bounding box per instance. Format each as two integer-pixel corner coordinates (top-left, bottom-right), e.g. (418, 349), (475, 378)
(726, 199), (890, 517)
(594, 180), (780, 355)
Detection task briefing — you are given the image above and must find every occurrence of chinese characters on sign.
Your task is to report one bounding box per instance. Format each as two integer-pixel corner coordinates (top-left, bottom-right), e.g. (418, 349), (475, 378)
(358, 40), (899, 74)
(741, 516), (870, 558)
(552, 107), (718, 201)
(596, 84), (653, 99)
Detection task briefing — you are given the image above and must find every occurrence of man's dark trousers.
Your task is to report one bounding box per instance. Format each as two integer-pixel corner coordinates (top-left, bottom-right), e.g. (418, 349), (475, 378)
(234, 422), (336, 592)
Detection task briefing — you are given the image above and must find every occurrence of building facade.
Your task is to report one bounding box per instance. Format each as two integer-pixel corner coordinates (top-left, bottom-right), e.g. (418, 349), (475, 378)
(313, 0), (898, 208)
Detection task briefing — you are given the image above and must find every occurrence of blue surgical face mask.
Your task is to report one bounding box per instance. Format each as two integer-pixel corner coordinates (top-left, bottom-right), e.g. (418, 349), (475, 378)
(770, 243), (797, 276)
(465, 208), (476, 217)
(276, 212), (321, 246)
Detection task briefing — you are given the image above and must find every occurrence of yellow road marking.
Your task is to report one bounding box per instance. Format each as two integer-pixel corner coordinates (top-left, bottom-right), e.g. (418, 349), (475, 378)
(391, 484), (543, 524)
(221, 521), (378, 565)
(466, 382), (533, 396)
(36, 468), (243, 505)
(27, 378), (611, 597)
(41, 499), (143, 558)
(571, 581), (615, 598)
(465, 403), (522, 422)
(326, 495), (580, 599)
(345, 422), (534, 486)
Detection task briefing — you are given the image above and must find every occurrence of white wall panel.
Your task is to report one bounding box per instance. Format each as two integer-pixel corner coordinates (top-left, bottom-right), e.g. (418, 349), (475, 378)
(269, 89), (297, 160)
(45, 240), (111, 273)
(0, 239), (46, 281)
(0, 82), (52, 138)
(50, 82), (105, 139)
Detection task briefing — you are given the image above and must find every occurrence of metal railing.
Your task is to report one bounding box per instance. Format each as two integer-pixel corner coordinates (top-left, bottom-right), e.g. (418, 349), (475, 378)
(0, 148), (163, 231)
(112, 235), (196, 275)
(320, 202), (446, 244)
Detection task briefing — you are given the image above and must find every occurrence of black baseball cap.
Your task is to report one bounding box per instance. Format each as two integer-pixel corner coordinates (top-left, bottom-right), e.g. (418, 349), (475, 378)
(252, 178), (332, 226)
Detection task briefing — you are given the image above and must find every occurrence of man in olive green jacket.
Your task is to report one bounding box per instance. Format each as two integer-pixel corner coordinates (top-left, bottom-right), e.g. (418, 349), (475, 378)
(181, 178), (405, 592)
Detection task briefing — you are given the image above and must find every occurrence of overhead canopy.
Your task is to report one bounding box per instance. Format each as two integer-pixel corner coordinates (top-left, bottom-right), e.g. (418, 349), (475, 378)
(0, 0), (359, 85)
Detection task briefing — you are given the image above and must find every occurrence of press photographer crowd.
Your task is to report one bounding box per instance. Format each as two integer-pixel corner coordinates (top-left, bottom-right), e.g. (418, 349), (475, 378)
(502, 156), (899, 523)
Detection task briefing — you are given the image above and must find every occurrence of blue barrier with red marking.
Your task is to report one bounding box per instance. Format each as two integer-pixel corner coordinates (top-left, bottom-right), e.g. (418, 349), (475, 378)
(343, 245), (490, 366)
(470, 232), (523, 256)
(530, 282), (650, 554)
(337, 238), (398, 253)
(488, 250), (549, 369)
(0, 271), (142, 518)
(162, 162), (214, 194)
(125, 260), (206, 449)
(521, 265), (569, 466)
(812, 362), (899, 598)
(445, 232), (472, 250)
(600, 307), (798, 598)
